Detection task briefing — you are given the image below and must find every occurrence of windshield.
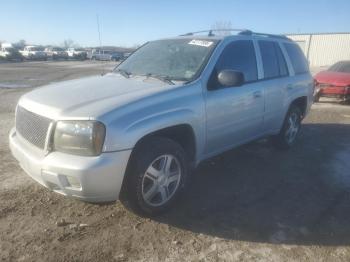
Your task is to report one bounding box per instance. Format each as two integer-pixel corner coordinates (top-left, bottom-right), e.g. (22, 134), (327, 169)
(328, 61), (350, 73)
(116, 39), (218, 81)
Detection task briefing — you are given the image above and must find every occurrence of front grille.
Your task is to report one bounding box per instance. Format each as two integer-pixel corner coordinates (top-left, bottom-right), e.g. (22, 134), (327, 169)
(16, 106), (52, 149)
(319, 83), (332, 88)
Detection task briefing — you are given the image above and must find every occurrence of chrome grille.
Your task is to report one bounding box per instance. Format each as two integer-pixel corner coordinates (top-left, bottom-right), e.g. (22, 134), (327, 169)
(16, 106), (52, 149)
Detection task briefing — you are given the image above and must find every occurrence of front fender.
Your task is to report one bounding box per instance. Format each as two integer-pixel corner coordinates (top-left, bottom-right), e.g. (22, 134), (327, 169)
(101, 83), (206, 161)
(104, 108), (202, 152)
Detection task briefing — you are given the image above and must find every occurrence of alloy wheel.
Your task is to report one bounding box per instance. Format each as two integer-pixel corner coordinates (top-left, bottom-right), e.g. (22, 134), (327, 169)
(141, 154), (182, 207)
(285, 112), (300, 144)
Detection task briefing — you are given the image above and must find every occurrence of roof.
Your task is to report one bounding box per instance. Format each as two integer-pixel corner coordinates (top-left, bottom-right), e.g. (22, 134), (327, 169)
(167, 35), (225, 41)
(166, 29), (292, 42)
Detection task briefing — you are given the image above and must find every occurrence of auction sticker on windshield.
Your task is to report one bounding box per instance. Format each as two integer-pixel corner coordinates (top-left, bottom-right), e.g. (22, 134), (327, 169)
(188, 40), (213, 47)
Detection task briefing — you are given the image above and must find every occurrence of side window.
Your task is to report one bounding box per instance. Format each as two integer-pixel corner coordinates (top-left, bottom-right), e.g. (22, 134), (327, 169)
(209, 40), (257, 89)
(259, 41), (279, 79)
(274, 43), (289, 77)
(283, 43), (309, 74)
(259, 41), (289, 79)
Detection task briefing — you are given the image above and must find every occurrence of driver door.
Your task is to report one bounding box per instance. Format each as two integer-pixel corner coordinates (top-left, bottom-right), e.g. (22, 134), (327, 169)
(205, 40), (264, 155)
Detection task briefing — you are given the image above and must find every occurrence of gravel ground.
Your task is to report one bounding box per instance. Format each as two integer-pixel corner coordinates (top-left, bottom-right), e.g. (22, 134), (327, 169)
(1, 62), (350, 262)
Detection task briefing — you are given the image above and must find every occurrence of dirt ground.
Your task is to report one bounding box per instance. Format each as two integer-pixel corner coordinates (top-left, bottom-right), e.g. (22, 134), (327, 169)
(1, 61), (350, 262)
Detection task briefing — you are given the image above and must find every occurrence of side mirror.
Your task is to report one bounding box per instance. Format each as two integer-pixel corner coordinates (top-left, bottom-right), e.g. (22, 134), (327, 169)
(218, 70), (244, 87)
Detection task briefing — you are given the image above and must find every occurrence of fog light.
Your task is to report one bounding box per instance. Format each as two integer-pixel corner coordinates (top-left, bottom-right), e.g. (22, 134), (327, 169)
(66, 176), (81, 188)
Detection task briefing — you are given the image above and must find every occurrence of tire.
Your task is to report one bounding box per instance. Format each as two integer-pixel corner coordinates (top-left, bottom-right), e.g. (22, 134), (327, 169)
(272, 105), (302, 150)
(120, 137), (189, 216)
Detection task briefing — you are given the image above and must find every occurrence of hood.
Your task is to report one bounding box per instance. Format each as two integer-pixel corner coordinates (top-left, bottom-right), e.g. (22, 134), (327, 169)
(315, 71), (350, 87)
(19, 73), (175, 120)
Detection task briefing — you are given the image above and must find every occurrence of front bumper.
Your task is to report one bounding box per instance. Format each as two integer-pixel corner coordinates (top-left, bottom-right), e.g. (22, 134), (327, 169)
(9, 128), (132, 203)
(320, 93), (350, 101)
(319, 86), (350, 100)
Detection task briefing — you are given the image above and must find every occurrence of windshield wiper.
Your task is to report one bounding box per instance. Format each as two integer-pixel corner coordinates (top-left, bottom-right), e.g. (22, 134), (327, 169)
(116, 69), (131, 79)
(145, 73), (175, 85)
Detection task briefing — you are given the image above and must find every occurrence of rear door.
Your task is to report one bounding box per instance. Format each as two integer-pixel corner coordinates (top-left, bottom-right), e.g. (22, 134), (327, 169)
(257, 40), (291, 132)
(205, 40), (265, 155)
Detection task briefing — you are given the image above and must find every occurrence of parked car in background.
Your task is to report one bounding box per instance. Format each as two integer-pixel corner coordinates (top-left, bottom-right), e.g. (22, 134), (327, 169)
(314, 61), (350, 102)
(123, 52), (132, 59)
(20, 46), (47, 60)
(110, 51), (124, 61)
(44, 47), (68, 60)
(86, 49), (97, 60)
(0, 43), (24, 61)
(67, 48), (87, 60)
(9, 30), (313, 216)
(90, 49), (124, 61)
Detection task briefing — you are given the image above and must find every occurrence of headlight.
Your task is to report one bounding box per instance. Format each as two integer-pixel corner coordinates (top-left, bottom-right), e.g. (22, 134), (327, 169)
(53, 121), (106, 156)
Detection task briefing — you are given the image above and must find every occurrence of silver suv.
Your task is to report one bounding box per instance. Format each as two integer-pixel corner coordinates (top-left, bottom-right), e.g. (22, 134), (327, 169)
(9, 30), (314, 215)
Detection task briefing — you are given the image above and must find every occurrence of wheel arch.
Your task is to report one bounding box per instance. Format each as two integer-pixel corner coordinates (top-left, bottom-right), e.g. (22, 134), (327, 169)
(290, 96), (308, 118)
(132, 124), (196, 166)
(119, 124), (197, 203)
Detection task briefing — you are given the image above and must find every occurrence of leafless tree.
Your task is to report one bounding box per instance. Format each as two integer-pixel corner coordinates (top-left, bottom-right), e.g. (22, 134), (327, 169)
(62, 39), (75, 49)
(211, 21), (233, 36)
(13, 39), (26, 50)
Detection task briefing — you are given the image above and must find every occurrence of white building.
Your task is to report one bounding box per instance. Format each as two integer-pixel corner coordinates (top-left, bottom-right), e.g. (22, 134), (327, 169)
(285, 33), (350, 67)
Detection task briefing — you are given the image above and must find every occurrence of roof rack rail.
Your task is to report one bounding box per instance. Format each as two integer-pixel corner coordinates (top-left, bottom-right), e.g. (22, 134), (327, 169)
(239, 30), (290, 40)
(179, 29), (291, 40)
(179, 29), (248, 37)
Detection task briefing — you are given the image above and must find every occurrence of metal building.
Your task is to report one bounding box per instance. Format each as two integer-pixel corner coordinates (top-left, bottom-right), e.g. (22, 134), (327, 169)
(285, 33), (350, 67)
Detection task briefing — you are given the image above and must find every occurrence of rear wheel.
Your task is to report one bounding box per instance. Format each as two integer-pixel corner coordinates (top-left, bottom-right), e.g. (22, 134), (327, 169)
(272, 105), (302, 149)
(120, 137), (189, 216)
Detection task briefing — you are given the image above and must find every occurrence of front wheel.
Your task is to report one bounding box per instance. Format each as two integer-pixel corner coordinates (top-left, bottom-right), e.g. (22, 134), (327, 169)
(272, 105), (302, 149)
(120, 137), (189, 216)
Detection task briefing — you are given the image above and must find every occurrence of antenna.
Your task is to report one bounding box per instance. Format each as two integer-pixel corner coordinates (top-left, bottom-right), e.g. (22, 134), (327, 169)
(96, 14), (105, 75)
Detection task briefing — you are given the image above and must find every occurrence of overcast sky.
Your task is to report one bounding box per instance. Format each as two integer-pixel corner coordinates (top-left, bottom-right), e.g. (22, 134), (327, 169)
(1, 0), (349, 47)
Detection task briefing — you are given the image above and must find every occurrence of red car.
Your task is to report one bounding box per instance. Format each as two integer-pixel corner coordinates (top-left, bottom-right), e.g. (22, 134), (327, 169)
(314, 61), (350, 103)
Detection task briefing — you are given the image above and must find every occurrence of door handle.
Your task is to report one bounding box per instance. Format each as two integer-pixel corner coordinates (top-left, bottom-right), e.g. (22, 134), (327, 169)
(253, 91), (262, 98)
(286, 84), (293, 90)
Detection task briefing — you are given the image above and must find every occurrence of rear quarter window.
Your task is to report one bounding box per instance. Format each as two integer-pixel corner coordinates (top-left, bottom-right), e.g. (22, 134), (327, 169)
(283, 43), (309, 74)
(275, 43), (289, 77)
